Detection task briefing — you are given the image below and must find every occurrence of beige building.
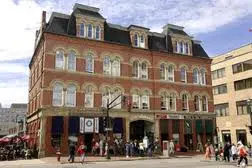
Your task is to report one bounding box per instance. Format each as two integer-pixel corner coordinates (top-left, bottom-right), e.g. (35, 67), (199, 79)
(211, 43), (252, 146)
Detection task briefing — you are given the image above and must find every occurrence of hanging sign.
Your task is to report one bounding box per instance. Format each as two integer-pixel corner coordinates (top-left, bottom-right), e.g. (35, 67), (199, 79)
(94, 118), (99, 133)
(80, 117), (85, 134)
(84, 118), (94, 133)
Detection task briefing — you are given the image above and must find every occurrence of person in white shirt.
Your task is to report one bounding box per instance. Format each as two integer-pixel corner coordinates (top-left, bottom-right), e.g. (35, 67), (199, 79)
(231, 143), (237, 161)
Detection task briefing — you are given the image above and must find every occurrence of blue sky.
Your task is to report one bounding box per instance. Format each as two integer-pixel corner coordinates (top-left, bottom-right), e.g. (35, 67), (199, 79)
(0, 0), (251, 106)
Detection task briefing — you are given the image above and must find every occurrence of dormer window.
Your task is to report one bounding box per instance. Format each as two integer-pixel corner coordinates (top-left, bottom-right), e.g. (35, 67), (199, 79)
(134, 34), (138, 47)
(95, 26), (100, 40)
(180, 41), (183, 53)
(140, 35), (145, 48)
(80, 23), (85, 37)
(88, 24), (93, 38)
(185, 43), (189, 54)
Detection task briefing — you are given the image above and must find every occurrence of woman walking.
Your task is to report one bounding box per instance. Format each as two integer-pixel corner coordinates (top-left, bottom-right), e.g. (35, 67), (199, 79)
(77, 142), (86, 164)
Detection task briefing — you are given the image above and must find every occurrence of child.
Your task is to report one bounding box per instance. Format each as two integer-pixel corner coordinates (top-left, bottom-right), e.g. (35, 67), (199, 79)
(77, 142), (86, 164)
(214, 145), (219, 161)
(219, 147), (224, 161)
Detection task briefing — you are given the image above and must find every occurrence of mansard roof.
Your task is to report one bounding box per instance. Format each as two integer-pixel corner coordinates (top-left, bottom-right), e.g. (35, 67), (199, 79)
(43, 4), (209, 58)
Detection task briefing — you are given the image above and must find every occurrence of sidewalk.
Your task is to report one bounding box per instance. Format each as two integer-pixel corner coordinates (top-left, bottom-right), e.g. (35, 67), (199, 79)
(41, 152), (200, 164)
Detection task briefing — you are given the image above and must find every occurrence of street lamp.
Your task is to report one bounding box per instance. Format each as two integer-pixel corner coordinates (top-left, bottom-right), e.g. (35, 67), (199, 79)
(104, 94), (127, 159)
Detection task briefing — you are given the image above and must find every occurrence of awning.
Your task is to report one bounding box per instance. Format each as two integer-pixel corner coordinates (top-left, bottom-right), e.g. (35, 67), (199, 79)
(196, 120), (203, 133)
(51, 116), (64, 134)
(4, 133), (18, 138)
(205, 120), (213, 133)
(0, 137), (11, 143)
(21, 135), (30, 141)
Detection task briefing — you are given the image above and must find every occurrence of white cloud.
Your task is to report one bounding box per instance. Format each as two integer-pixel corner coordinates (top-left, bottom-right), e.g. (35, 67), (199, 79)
(0, 63), (29, 75)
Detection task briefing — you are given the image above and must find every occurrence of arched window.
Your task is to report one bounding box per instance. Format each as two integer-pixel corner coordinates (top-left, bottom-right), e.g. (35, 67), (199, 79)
(65, 84), (76, 107)
(167, 65), (174, 82)
(141, 62), (148, 79)
(140, 34), (145, 48)
(112, 88), (122, 109)
(134, 34), (138, 47)
(102, 87), (111, 107)
(52, 82), (63, 106)
(180, 67), (187, 82)
(161, 94), (167, 110)
(185, 43), (189, 54)
(67, 50), (76, 71)
(193, 68), (199, 84)
(180, 42), (183, 53)
(132, 93), (140, 109)
(103, 56), (111, 75)
(95, 26), (100, 40)
(80, 23), (85, 37)
(169, 92), (176, 111)
(142, 94), (149, 109)
(112, 59), (120, 76)
(84, 86), (93, 108)
(202, 96), (208, 112)
(160, 64), (166, 80)
(182, 94), (188, 111)
(86, 53), (94, 72)
(200, 69), (206, 85)
(194, 95), (200, 111)
(132, 61), (139, 78)
(88, 24), (93, 38)
(175, 41), (179, 53)
(55, 50), (64, 69)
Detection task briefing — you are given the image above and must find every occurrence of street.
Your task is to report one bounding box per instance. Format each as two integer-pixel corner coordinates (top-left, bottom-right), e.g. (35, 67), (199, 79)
(0, 156), (245, 168)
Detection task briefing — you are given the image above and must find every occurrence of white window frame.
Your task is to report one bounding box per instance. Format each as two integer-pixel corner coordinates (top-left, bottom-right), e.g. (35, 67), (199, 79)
(160, 64), (166, 80)
(180, 67), (187, 83)
(193, 68), (199, 84)
(161, 95), (167, 110)
(139, 34), (145, 48)
(112, 59), (120, 77)
(80, 23), (85, 37)
(52, 83), (64, 106)
(132, 61), (139, 78)
(141, 95), (149, 109)
(176, 41), (179, 53)
(86, 54), (94, 73)
(180, 42), (183, 53)
(84, 86), (94, 108)
(55, 50), (64, 69)
(194, 95), (201, 112)
(103, 56), (111, 75)
(132, 94), (140, 109)
(185, 43), (189, 54)
(134, 34), (138, 47)
(182, 94), (189, 112)
(167, 65), (174, 82)
(65, 84), (76, 107)
(200, 69), (206, 85)
(67, 51), (76, 71)
(87, 24), (93, 38)
(95, 26), (100, 40)
(202, 96), (208, 112)
(141, 62), (148, 79)
(169, 93), (176, 111)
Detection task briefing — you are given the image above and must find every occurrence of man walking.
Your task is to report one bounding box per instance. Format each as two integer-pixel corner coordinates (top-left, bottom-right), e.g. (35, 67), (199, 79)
(237, 141), (248, 167)
(68, 143), (76, 163)
(223, 142), (231, 162)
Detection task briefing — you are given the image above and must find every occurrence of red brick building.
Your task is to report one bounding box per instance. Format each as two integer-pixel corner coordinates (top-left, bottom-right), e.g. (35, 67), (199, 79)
(27, 3), (215, 157)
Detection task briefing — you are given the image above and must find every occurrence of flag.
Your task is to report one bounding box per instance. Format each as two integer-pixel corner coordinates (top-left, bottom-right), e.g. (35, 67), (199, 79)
(84, 118), (94, 133)
(94, 118), (99, 133)
(80, 117), (85, 134)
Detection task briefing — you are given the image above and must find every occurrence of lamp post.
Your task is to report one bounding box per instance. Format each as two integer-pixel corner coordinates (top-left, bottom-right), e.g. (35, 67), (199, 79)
(104, 94), (127, 160)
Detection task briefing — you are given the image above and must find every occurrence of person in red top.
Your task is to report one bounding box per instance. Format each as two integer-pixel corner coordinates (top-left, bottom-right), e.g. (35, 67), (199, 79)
(77, 142), (86, 164)
(237, 141), (248, 167)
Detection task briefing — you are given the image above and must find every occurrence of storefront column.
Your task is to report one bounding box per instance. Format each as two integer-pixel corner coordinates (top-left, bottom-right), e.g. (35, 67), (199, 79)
(154, 119), (160, 139)
(179, 120), (185, 147)
(192, 120), (197, 150)
(38, 116), (47, 158)
(168, 119), (173, 140)
(202, 120), (207, 146)
(61, 116), (69, 154)
(125, 118), (130, 142)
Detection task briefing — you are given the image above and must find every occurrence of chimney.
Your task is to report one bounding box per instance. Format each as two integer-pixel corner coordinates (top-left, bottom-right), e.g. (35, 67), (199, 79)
(41, 11), (46, 31)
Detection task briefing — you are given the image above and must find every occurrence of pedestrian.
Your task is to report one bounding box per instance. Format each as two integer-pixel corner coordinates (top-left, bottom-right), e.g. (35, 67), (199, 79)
(77, 142), (86, 164)
(169, 140), (175, 156)
(204, 144), (211, 160)
(129, 140), (134, 157)
(237, 141), (248, 167)
(68, 142), (76, 163)
(125, 141), (130, 158)
(55, 146), (61, 162)
(148, 141), (153, 157)
(214, 145), (219, 161)
(231, 143), (237, 161)
(248, 145), (252, 158)
(223, 142), (230, 162)
(99, 139), (104, 156)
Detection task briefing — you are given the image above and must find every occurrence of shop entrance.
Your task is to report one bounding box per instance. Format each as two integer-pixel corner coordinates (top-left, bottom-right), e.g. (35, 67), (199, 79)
(84, 133), (93, 153)
(130, 120), (154, 141)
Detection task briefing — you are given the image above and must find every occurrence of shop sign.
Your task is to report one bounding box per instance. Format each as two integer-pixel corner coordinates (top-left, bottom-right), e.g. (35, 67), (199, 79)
(155, 114), (184, 120)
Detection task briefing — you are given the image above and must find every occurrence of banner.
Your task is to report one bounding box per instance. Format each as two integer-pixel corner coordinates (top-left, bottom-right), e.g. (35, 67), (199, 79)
(94, 118), (99, 133)
(80, 117), (85, 134)
(84, 118), (94, 133)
